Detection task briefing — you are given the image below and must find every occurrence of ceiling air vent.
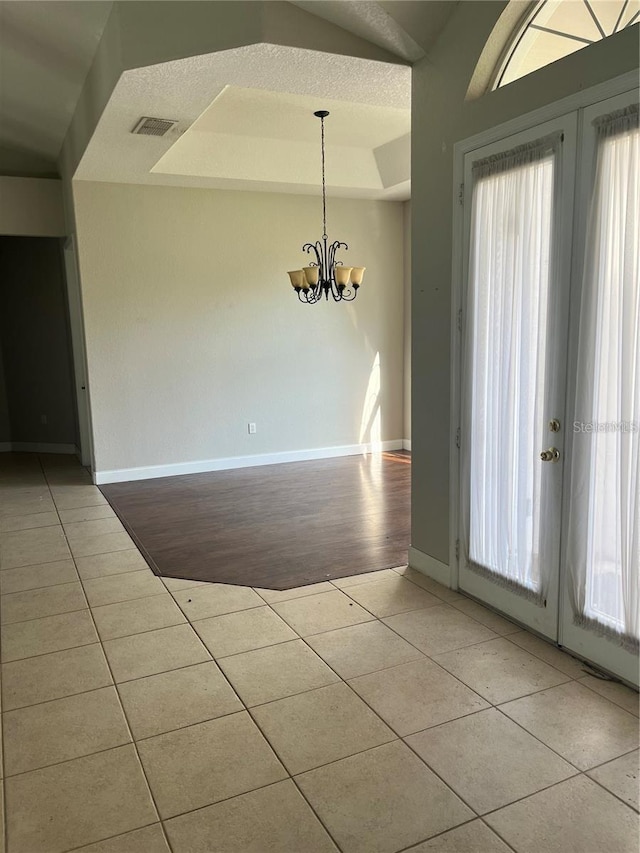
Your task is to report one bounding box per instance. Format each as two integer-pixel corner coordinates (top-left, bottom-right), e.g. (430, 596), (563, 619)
(131, 117), (178, 137)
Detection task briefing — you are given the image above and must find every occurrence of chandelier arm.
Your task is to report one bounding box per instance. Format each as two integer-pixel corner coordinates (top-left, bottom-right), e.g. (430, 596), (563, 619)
(328, 240), (348, 267)
(339, 287), (358, 301)
(300, 241), (323, 303)
(302, 241), (321, 261)
(300, 286), (321, 304)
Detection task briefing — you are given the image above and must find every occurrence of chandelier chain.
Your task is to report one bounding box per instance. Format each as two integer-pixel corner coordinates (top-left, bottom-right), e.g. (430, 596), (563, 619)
(320, 114), (328, 240)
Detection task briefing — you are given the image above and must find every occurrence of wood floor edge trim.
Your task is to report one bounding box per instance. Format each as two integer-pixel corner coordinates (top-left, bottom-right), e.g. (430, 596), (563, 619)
(95, 490), (160, 578)
(99, 454), (410, 590)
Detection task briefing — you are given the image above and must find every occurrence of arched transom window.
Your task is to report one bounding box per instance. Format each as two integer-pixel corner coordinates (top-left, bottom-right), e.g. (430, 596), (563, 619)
(495, 0), (639, 88)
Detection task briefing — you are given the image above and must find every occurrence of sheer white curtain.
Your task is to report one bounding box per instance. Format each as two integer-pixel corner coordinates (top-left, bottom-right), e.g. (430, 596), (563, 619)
(567, 106), (640, 648)
(461, 135), (559, 599)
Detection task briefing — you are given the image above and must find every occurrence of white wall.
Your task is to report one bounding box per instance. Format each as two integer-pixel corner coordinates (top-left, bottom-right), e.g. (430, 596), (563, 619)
(73, 181), (405, 479)
(0, 177), (66, 237)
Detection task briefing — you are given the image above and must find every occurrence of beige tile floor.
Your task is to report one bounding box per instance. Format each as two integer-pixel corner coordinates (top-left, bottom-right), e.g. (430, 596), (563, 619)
(0, 453), (638, 853)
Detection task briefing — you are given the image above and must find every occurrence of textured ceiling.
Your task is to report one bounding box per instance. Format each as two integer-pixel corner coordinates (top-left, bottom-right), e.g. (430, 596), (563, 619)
(77, 45), (412, 199)
(0, 1), (458, 189)
(0, 1), (112, 172)
(291, 0), (426, 60)
(292, 1), (458, 59)
(151, 85), (410, 195)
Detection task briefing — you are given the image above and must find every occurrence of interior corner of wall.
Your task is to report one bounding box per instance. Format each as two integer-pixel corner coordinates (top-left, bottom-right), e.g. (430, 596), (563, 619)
(261, 0), (406, 66)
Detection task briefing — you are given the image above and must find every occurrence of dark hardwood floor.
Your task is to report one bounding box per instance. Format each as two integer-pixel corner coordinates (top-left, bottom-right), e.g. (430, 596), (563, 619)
(100, 451), (410, 589)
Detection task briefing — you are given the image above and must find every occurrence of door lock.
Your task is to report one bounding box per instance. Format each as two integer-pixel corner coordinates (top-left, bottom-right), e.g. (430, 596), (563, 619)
(549, 419), (561, 432)
(540, 447), (560, 462)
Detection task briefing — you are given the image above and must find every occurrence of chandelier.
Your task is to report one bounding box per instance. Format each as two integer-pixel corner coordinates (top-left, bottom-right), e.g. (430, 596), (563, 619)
(287, 110), (365, 303)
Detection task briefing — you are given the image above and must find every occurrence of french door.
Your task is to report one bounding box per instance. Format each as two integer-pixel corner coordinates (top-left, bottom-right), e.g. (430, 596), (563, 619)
(456, 84), (639, 685)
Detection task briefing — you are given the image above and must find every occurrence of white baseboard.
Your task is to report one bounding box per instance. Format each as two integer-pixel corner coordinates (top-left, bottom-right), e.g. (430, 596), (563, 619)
(403, 439), (412, 451)
(408, 546), (452, 588)
(94, 440), (406, 485)
(0, 442), (77, 455)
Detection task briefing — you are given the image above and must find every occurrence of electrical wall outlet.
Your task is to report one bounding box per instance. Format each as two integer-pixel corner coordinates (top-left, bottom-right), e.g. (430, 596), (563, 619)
(248, 423), (257, 434)
(40, 415), (47, 425)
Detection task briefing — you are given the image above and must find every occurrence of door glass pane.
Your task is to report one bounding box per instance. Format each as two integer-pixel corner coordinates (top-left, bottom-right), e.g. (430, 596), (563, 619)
(567, 110), (640, 645)
(463, 141), (556, 598)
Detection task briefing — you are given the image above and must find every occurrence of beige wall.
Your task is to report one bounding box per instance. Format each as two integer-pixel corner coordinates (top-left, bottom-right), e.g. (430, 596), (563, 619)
(403, 200), (411, 443)
(411, 3), (639, 563)
(73, 181), (405, 476)
(0, 177), (66, 237)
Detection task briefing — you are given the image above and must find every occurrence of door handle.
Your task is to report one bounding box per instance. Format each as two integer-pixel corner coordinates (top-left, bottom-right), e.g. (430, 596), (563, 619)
(540, 448), (560, 462)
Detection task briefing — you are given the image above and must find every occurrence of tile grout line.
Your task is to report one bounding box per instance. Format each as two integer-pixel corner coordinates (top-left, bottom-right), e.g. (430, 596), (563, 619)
(181, 583), (634, 771)
(393, 815), (519, 853)
(5, 544), (627, 711)
(352, 604), (579, 706)
(117, 576), (345, 844)
(477, 771), (637, 821)
(0, 460), (61, 853)
(3, 649), (242, 709)
(157, 777), (344, 847)
(237, 703), (347, 852)
(395, 569), (636, 698)
(99, 580), (263, 850)
(166, 577), (345, 849)
(261, 580), (578, 696)
(1, 600), (89, 628)
(251, 587), (638, 817)
(477, 820), (520, 853)
(2, 577), (177, 634)
(586, 764), (640, 813)
(0, 463), (55, 853)
(491, 699), (635, 775)
(3, 731), (151, 782)
(1, 571), (92, 596)
(38, 455), (177, 853)
(187, 587), (413, 850)
(1, 582), (633, 733)
(585, 744), (640, 769)
(250, 599), (483, 851)
(62, 821), (163, 853)
(2, 458), (637, 850)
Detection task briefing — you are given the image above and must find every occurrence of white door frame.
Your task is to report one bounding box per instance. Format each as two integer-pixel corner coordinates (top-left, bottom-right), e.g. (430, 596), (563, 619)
(456, 113), (577, 640)
(450, 70), (639, 591)
(558, 88), (640, 687)
(450, 70), (639, 672)
(63, 235), (94, 470)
